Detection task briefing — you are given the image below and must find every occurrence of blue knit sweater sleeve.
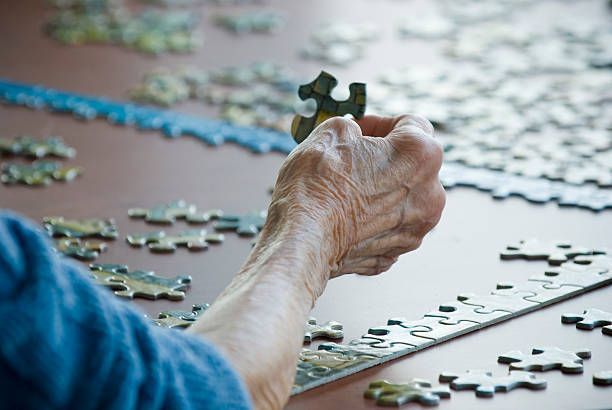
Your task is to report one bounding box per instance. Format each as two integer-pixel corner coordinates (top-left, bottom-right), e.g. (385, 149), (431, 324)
(0, 211), (252, 410)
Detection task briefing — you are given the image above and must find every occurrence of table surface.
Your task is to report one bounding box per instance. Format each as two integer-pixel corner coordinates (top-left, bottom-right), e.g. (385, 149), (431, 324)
(1, 1), (611, 409)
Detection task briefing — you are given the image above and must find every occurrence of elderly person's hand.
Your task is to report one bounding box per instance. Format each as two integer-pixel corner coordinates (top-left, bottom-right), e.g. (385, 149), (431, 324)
(192, 114), (445, 410)
(266, 114), (445, 289)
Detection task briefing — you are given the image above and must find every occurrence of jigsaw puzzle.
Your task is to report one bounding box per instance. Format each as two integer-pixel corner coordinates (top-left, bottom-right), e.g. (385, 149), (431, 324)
(493, 281), (580, 304)
(530, 257), (612, 289)
(456, 292), (539, 314)
(0, 135), (75, 158)
(290, 71), (366, 144)
(55, 238), (107, 261)
(500, 239), (605, 265)
(304, 317), (344, 343)
(294, 349), (379, 394)
(593, 370), (612, 386)
(44, 217), (118, 239)
(561, 308), (612, 336)
(364, 379), (451, 407)
(374, 316), (479, 344)
(498, 347), (591, 374)
(126, 229), (224, 252)
(213, 11), (284, 34)
(89, 263), (192, 300)
(128, 200), (223, 224)
(1, 161), (81, 186)
(425, 301), (510, 325)
(439, 370), (547, 397)
(214, 211), (266, 236)
(153, 303), (210, 328)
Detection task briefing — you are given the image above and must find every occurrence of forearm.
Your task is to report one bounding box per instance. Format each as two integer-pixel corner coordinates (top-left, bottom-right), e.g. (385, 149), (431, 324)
(189, 217), (332, 409)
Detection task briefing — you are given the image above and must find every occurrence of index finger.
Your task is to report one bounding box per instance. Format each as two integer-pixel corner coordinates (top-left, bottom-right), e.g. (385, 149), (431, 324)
(355, 114), (434, 138)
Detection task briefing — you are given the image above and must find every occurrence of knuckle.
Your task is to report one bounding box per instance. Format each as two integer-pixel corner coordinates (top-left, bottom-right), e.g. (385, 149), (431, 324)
(400, 113), (434, 136)
(318, 116), (360, 138)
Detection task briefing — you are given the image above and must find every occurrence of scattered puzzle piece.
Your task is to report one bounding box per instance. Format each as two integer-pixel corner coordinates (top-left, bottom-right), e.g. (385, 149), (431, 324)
(0, 136), (76, 158)
(214, 210), (266, 236)
(291, 71), (366, 144)
(44, 216), (118, 239)
(128, 200), (223, 224)
(304, 317), (344, 343)
(561, 308), (612, 336)
(126, 229), (224, 252)
(364, 379), (451, 407)
(593, 370), (612, 386)
(89, 263), (191, 300)
(500, 239), (604, 265)
(153, 303), (210, 328)
(55, 238), (107, 261)
(1, 161), (81, 186)
(457, 292), (539, 314)
(498, 347), (591, 374)
(439, 370), (547, 397)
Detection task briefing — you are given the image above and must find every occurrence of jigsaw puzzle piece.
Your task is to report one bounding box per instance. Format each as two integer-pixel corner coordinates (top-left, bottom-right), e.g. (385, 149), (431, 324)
(593, 370), (612, 386)
(493, 281), (579, 304)
(291, 71), (366, 144)
(424, 301), (511, 325)
(364, 379), (451, 407)
(55, 238), (107, 261)
(90, 263), (192, 300)
(439, 370), (547, 397)
(214, 210), (266, 236)
(128, 200), (223, 224)
(498, 347), (591, 374)
(384, 316), (479, 343)
(294, 348), (379, 393)
(127, 229), (224, 252)
(153, 303), (210, 328)
(364, 319), (436, 349)
(0, 136), (76, 158)
(561, 308), (612, 335)
(318, 341), (404, 359)
(457, 292), (539, 314)
(304, 317), (343, 343)
(500, 239), (605, 265)
(44, 217), (118, 239)
(1, 161), (81, 185)
(530, 256), (612, 289)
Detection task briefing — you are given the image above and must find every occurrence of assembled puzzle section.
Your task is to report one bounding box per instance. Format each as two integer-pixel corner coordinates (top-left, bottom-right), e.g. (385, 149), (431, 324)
(128, 200), (223, 224)
(89, 263), (192, 300)
(291, 242), (612, 394)
(126, 229), (224, 252)
(498, 347), (592, 374)
(438, 370), (547, 397)
(153, 304), (210, 328)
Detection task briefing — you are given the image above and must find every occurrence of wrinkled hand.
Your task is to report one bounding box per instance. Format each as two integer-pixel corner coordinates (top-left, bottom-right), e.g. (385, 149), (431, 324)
(265, 114), (445, 289)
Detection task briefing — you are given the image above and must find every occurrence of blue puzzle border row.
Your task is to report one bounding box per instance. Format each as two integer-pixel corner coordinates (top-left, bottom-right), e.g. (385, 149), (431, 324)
(0, 78), (297, 155)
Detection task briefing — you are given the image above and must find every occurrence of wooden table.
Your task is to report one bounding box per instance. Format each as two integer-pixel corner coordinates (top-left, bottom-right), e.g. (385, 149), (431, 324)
(1, 1), (610, 408)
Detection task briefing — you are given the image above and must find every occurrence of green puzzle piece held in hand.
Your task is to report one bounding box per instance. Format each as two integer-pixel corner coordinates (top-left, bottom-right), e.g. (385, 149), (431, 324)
(291, 71), (366, 144)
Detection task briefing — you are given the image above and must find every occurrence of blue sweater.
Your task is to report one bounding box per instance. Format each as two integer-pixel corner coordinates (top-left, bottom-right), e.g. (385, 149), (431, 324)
(0, 211), (252, 410)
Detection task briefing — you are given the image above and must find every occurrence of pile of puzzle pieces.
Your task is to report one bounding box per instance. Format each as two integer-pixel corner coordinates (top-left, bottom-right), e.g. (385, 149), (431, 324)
(0, 136), (81, 186)
(46, 0), (202, 55)
(130, 62), (302, 133)
(292, 240), (612, 394)
(368, 0), (612, 191)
